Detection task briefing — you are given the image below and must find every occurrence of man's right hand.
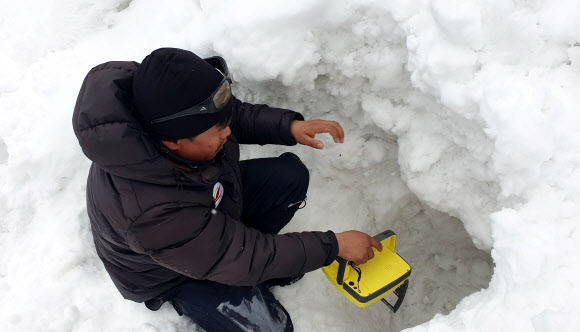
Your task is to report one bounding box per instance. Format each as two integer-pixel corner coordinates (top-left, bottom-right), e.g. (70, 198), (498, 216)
(335, 230), (383, 266)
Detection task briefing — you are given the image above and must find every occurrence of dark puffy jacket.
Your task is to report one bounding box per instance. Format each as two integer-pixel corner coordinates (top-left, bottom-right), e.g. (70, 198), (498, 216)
(72, 61), (339, 302)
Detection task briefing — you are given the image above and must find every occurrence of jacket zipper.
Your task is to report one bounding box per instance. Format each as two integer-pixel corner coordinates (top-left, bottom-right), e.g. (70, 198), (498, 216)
(222, 152), (241, 201)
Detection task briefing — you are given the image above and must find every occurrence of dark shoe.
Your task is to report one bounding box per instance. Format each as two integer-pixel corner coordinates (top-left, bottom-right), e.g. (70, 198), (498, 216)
(144, 297), (164, 311)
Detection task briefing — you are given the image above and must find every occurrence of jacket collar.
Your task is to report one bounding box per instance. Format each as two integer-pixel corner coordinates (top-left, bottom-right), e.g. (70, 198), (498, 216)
(152, 140), (224, 184)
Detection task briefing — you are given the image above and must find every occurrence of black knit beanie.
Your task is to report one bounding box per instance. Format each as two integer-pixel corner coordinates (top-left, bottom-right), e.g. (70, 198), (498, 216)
(132, 47), (231, 140)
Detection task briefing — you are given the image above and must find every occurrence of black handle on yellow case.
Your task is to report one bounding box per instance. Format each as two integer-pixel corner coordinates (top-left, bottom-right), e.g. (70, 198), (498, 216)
(335, 230), (397, 285)
(381, 279), (409, 313)
(336, 257), (348, 285)
(375, 230), (396, 252)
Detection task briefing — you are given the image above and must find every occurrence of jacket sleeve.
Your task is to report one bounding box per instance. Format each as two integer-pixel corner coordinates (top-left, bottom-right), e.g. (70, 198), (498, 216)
(126, 204), (339, 285)
(229, 95), (305, 146)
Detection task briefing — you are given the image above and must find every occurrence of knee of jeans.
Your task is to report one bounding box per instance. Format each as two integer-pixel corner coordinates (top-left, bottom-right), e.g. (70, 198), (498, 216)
(279, 152), (309, 197)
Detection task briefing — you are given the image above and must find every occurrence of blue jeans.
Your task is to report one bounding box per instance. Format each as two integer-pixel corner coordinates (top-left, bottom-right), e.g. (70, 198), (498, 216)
(147, 153), (309, 332)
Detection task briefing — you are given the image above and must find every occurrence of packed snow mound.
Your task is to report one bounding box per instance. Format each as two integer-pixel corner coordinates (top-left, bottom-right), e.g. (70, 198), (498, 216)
(1, 0), (579, 331)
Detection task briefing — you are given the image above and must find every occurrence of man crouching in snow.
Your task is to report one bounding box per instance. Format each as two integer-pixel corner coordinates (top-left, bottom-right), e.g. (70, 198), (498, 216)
(72, 47), (382, 332)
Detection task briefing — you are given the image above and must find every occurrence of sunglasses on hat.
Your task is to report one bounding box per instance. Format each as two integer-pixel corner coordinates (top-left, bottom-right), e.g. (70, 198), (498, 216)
(150, 56), (232, 125)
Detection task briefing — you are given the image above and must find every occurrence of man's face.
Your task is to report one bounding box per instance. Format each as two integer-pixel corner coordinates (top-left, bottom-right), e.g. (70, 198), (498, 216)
(162, 123), (231, 162)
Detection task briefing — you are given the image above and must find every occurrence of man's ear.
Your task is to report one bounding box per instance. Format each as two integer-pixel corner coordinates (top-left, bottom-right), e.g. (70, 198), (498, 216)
(160, 140), (180, 151)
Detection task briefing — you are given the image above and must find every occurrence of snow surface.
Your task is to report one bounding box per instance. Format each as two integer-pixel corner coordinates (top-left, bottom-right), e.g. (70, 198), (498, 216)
(1, 0), (579, 331)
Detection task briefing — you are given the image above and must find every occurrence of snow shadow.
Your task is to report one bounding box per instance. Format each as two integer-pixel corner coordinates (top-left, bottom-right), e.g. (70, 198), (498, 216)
(116, 0), (132, 12)
(0, 139), (7, 164)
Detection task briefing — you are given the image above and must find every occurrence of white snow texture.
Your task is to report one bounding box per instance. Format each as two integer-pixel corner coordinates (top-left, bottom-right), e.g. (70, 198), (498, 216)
(1, 0), (579, 331)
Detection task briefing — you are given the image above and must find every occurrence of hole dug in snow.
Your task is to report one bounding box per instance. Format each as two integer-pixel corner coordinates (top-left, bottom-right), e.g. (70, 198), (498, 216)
(388, 205), (493, 330)
(286, 135), (494, 332)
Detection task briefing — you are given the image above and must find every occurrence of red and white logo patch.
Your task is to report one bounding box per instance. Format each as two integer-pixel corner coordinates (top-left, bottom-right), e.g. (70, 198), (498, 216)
(213, 182), (224, 208)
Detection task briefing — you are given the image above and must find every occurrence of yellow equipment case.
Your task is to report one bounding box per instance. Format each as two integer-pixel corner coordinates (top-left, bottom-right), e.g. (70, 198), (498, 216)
(322, 230), (411, 312)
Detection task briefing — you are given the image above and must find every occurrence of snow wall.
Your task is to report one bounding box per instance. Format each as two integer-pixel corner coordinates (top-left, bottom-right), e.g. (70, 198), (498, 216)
(1, 0), (579, 331)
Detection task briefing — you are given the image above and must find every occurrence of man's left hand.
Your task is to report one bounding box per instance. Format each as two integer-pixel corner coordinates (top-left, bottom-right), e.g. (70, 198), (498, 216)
(290, 120), (345, 149)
